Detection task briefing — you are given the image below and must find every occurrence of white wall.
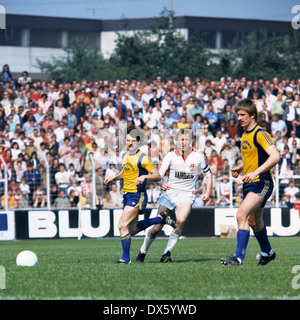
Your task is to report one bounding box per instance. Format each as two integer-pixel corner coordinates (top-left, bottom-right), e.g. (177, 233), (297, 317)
(0, 46), (67, 74)
(100, 30), (135, 59)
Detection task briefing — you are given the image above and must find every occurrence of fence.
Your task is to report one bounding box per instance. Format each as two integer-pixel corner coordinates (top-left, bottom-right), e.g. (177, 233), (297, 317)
(0, 153), (298, 210)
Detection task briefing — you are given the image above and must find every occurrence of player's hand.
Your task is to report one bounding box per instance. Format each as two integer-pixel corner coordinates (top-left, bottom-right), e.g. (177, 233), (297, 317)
(161, 183), (171, 191)
(104, 177), (113, 185)
(135, 175), (146, 186)
(231, 166), (243, 178)
(201, 192), (210, 202)
(242, 171), (258, 183)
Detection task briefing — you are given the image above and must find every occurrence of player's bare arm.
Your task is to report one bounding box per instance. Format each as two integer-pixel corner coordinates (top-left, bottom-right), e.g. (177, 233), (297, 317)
(201, 174), (212, 202)
(135, 168), (161, 185)
(242, 145), (280, 183)
(104, 170), (123, 185)
(231, 162), (243, 178)
(156, 179), (171, 191)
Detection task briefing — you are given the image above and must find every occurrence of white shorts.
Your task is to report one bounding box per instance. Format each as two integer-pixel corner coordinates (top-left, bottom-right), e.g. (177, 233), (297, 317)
(158, 189), (195, 210)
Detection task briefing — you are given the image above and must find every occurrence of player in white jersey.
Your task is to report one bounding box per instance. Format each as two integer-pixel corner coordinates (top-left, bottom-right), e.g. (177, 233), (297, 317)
(136, 129), (213, 263)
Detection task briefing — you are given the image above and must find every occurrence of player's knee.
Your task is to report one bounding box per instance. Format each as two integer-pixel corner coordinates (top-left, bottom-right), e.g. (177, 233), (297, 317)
(148, 225), (162, 238)
(176, 217), (185, 229)
(118, 221), (128, 234)
(236, 210), (247, 225)
(177, 219), (185, 227)
(148, 229), (158, 239)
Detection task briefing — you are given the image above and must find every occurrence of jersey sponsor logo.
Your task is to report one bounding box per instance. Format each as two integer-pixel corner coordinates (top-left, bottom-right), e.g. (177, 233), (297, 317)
(174, 171), (195, 179)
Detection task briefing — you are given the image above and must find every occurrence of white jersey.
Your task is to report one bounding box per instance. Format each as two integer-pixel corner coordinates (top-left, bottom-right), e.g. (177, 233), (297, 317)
(159, 148), (211, 193)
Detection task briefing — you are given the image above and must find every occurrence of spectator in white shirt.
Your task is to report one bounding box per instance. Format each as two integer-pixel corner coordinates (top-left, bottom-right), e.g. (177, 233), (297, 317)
(55, 163), (71, 194)
(103, 100), (117, 118)
(264, 88), (276, 111)
(146, 183), (160, 207)
(213, 130), (228, 154)
(284, 180), (300, 204)
(152, 101), (163, 123)
(141, 86), (153, 105)
(288, 130), (300, 150)
(213, 91), (226, 114)
(54, 99), (67, 122)
(161, 94), (173, 113)
(54, 121), (69, 144)
(48, 85), (59, 103)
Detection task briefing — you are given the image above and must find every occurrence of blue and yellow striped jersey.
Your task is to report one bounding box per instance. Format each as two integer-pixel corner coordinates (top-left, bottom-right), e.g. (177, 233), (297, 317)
(121, 149), (154, 193)
(240, 124), (275, 182)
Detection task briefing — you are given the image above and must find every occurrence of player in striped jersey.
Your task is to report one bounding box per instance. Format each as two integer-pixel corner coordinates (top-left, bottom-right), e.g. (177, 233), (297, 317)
(221, 98), (280, 266)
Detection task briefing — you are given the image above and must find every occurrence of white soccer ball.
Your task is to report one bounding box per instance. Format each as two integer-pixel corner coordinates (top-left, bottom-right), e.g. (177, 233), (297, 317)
(16, 250), (38, 267)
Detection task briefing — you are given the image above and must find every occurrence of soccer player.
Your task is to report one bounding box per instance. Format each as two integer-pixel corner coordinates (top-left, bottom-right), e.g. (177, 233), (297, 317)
(221, 98), (280, 266)
(104, 126), (174, 264)
(136, 129), (213, 263)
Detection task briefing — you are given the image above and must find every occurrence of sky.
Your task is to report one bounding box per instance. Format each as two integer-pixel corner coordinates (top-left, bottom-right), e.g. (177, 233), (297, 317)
(0, 0), (298, 22)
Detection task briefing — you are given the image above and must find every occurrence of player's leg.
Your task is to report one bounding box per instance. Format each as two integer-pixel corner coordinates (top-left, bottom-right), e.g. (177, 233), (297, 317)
(161, 201), (192, 262)
(137, 190), (177, 262)
(116, 205), (140, 263)
(127, 192), (171, 236)
(134, 213), (166, 234)
(221, 192), (262, 265)
(136, 205), (170, 262)
(248, 206), (276, 265)
(236, 193), (263, 261)
(119, 207), (167, 264)
(148, 205), (172, 238)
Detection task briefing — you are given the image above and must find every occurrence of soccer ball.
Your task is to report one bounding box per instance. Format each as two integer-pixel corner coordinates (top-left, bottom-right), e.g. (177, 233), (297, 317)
(16, 250), (38, 267)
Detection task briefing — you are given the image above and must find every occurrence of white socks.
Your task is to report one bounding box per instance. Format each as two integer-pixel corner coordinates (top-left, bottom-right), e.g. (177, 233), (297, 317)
(140, 231), (180, 255)
(162, 231), (180, 255)
(140, 235), (154, 254)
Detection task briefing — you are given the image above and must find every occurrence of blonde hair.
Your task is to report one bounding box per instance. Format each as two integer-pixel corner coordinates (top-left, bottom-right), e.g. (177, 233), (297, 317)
(175, 128), (192, 141)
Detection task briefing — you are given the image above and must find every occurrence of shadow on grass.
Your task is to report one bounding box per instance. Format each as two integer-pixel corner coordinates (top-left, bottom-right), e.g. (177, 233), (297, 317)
(145, 258), (218, 263)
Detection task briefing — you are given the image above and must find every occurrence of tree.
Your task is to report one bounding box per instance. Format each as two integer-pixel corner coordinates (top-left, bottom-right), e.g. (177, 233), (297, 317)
(109, 9), (213, 81)
(36, 37), (124, 82)
(36, 16), (300, 83)
(226, 31), (300, 81)
(283, 31), (300, 79)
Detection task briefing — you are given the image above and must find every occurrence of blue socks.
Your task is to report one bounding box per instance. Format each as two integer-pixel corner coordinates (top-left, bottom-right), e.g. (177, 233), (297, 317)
(137, 216), (162, 232)
(120, 217), (162, 262)
(121, 233), (131, 262)
(235, 226), (273, 263)
(254, 226), (273, 257)
(235, 229), (250, 262)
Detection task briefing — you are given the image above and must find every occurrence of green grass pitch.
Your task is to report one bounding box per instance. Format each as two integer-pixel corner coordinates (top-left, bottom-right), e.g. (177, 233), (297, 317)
(0, 237), (299, 300)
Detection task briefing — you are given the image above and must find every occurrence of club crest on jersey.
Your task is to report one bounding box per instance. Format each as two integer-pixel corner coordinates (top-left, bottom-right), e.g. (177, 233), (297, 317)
(123, 163), (135, 171)
(241, 140), (252, 150)
(189, 164), (196, 172)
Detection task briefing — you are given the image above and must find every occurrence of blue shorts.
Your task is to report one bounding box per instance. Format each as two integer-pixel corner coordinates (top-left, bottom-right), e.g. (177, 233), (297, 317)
(123, 191), (148, 213)
(243, 179), (274, 207)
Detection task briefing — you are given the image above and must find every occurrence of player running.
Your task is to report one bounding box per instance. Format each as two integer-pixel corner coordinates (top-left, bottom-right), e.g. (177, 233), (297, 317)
(104, 126), (175, 264)
(136, 129), (213, 263)
(221, 98), (280, 266)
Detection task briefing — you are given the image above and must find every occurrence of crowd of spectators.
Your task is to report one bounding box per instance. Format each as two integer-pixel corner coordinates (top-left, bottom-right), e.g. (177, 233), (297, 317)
(1, 63), (300, 210)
